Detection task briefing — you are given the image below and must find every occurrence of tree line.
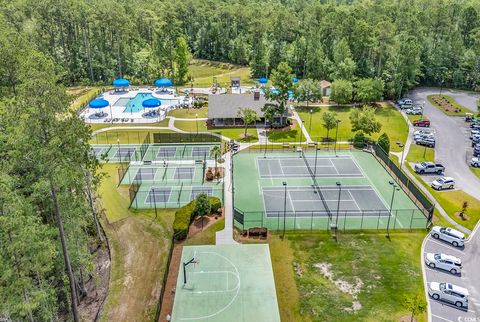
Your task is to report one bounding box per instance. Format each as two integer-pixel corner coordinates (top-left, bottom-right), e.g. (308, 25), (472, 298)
(0, 17), (101, 321)
(1, 0), (480, 96)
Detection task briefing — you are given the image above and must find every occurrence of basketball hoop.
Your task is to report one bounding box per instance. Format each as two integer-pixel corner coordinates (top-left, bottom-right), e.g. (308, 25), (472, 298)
(183, 257), (200, 285)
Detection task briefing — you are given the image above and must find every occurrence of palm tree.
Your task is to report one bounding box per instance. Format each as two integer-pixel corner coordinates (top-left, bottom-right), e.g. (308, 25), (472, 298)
(210, 145), (222, 179)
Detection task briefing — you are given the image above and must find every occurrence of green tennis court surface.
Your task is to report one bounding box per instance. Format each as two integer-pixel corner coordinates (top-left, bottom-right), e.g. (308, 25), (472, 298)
(90, 143), (220, 163)
(171, 244), (280, 322)
(234, 150), (428, 231)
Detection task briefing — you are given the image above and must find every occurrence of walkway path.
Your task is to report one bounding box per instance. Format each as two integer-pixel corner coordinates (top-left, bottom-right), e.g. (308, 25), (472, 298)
(291, 109), (312, 143)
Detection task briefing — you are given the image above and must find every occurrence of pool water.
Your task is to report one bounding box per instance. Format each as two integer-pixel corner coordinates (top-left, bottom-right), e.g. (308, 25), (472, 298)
(123, 93), (155, 113)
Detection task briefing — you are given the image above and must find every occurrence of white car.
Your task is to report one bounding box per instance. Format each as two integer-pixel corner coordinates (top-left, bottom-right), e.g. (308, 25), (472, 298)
(406, 107), (423, 115)
(430, 226), (465, 247)
(428, 282), (469, 308)
(431, 177), (455, 190)
(471, 157), (480, 167)
(470, 129), (480, 139)
(425, 253), (462, 274)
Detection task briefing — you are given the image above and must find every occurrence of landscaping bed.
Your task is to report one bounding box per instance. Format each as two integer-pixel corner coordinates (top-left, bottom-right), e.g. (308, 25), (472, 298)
(427, 95), (471, 116)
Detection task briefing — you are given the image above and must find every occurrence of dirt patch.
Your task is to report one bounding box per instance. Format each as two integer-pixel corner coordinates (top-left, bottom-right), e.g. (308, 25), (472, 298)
(100, 215), (171, 322)
(314, 262), (363, 312)
(205, 167), (224, 181)
(78, 238), (110, 321)
(454, 212), (470, 221)
(159, 244), (183, 322)
(431, 96), (462, 113)
(188, 210), (224, 237)
(399, 315), (417, 322)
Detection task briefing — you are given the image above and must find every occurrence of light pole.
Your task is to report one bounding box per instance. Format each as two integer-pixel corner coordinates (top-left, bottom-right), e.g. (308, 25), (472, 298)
(195, 113), (199, 135)
(334, 119), (341, 156)
(109, 104), (113, 123)
(313, 142), (319, 177)
(309, 109), (313, 132)
(386, 181), (400, 240)
(283, 182), (287, 240)
(335, 182), (342, 241)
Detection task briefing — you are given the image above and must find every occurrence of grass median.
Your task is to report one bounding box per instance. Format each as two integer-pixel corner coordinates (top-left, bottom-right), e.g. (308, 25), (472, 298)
(427, 94), (471, 116)
(265, 232), (427, 322)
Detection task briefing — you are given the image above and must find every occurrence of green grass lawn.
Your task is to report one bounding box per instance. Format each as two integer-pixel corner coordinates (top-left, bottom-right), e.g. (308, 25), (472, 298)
(168, 107), (208, 118)
(268, 232), (426, 322)
(296, 104), (408, 152)
(68, 86), (104, 112)
(173, 120), (258, 142)
(89, 118), (170, 132)
(427, 95), (472, 116)
(406, 164), (480, 231)
(98, 163), (175, 321)
(90, 128), (173, 145)
(188, 60), (254, 88)
(183, 218), (225, 245)
(267, 120), (300, 143)
(470, 167), (480, 179)
(405, 144), (435, 163)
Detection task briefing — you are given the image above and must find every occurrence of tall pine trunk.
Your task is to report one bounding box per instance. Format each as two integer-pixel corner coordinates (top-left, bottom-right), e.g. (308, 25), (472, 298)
(49, 178), (79, 322)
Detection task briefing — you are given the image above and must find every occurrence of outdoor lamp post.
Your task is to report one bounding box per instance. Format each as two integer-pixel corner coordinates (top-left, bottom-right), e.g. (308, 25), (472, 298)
(309, 109), (313, 132)
(334, 119), (341, 156)
(314, 142), (319, 177)
(335, 181), (342, 241)
(283, 182), (288, 240)
(386, 181), (400, 240)
(109, 104), (113, 123)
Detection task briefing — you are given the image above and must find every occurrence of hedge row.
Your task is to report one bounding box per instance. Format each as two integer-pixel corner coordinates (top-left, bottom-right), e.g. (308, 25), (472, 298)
(173, 196), (222, 240)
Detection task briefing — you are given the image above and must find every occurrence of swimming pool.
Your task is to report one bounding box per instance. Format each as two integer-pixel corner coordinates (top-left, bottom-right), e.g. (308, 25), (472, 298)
(117, 93), (181, 113)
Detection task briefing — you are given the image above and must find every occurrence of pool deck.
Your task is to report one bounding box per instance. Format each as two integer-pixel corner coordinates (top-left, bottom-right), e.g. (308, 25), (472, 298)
(80, 88), (193, 123)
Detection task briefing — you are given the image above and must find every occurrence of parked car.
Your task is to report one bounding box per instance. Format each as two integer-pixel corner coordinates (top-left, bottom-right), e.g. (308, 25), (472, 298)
(471, 157), (480, 167)
(472, 137), (480, 147)
(431, 177), (455, 190)
(470, 130), (480, 139)
(430, 226), (465, 247)
(414, 162), (444, 174)
(474, 144), (480, 157)
(397, 97), (411, 106)
(415, 137), (435, 147)
(428, 282), (469, 308)
(414, 129), (433, 136)
(465, 113), (477, 123)
(471, 123), (480, 129)
(425, 253), (462, 274)
(406, 107), (423, 115)
(413, 119), (430, 127)
(400, 103), (414, 110)
(414, 133), (435, 142)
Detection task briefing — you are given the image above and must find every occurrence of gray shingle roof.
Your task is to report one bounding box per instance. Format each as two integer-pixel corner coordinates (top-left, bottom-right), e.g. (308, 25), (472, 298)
(207, 94), (272, 118)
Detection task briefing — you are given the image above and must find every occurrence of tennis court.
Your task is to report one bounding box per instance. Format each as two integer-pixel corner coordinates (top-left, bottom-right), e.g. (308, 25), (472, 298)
(171, 244), (280, 322)
(90, 143), (221, 163)
(263, 185), (388, 217)
(258, 155), (363, 178)
(120, 163), (205, 185)
(233, 150), (428, 231)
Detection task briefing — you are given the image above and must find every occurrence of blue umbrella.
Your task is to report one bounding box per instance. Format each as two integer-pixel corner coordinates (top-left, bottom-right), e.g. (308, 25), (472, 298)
(293, 77), (299, 83)
(259, 77), (268, 84)
(142, 98), (161, 108)
(112, 78), (130, 87)
(89, 99), (109, 108)
(155, 78), (173, 87)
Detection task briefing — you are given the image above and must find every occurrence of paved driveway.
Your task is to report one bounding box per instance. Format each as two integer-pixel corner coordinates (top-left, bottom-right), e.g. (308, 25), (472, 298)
(423, 226), (480, 322)
(409, 88), (480, 199)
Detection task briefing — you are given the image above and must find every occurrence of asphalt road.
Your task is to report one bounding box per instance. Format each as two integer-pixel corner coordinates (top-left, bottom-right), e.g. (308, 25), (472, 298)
(409, 88), (480, 199)
(423, 226), (480, 322)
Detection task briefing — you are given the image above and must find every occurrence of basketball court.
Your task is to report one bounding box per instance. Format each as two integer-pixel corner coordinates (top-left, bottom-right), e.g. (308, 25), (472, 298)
(171, 244), (280, 322)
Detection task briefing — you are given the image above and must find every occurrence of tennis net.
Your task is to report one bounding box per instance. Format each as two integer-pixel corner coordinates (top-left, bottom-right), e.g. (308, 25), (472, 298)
(301, 150), (332, 221)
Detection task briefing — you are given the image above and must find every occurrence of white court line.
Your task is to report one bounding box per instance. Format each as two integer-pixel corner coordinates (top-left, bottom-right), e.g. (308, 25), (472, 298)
(179, 251), (240, 321)
(287, 190), (295, 213)
(328, 158), (340, 175)
(347, 190), (361, 211)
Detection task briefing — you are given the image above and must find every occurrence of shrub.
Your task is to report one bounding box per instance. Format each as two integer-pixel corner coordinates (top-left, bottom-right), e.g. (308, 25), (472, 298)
(195, 194), (211, 217)
(377, 132), (390, 153)
(209, 196), (222, 213)
(353, 131), (365, 148)
(173, 196), (222, 240)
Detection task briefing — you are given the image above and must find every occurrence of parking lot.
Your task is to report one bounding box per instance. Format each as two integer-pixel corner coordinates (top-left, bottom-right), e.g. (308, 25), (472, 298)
(423, 228), (480, 322)
(409, 88), (480, 199)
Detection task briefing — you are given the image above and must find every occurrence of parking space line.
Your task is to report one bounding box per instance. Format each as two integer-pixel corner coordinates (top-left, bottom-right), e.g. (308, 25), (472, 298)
(431, 314), (455, 322)
(427, 239), (465, 255)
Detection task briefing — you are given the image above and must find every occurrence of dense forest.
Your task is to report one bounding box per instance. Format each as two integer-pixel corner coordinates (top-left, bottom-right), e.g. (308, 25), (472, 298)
(2, 0), (480, 97)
